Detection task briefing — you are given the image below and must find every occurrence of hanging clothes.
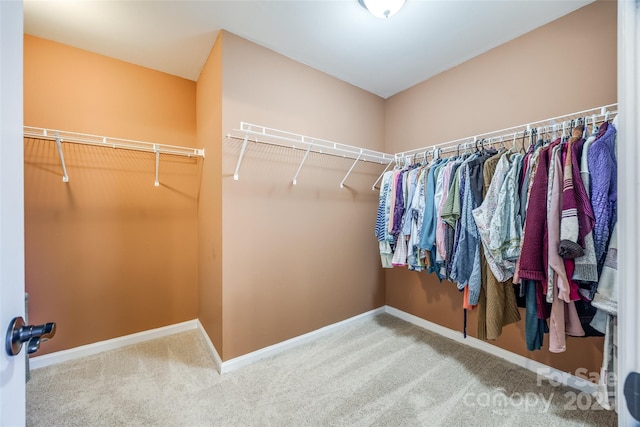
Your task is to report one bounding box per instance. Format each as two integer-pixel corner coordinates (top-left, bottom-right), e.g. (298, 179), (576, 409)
(450, 154), (483, 294)
(588, 122), (618, 270)
(547, 134), (586, 353)
(573, 128), (600, 288)
(408, 166), (429, 271)
(474, 151), (518, 282)
(375, 170), (395, 268)
(590, 223), (618, 410)
(474, 149), (521, 340)
(373, 113), (618, 355)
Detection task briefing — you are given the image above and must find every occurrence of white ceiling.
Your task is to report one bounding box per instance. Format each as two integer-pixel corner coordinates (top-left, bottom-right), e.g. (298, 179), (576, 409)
(24, 0), (594, 99)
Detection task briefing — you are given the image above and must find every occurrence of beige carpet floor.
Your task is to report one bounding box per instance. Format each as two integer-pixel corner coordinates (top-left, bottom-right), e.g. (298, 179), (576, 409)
(27, 314), (617, 426)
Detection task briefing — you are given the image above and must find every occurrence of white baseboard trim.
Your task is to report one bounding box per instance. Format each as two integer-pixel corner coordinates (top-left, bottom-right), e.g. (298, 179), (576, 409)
(29, 320), (198, 370)
(196, 320), (223, 373)
(218, 307), (386, 374)
(384, 306), (598, 396)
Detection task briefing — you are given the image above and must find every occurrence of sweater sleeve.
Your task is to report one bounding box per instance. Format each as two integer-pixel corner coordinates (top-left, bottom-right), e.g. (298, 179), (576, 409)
(572, 139), (595, 247)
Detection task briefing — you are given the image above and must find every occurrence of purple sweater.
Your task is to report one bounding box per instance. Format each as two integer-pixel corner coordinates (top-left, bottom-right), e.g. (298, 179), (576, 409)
(588, 123), (617, 266)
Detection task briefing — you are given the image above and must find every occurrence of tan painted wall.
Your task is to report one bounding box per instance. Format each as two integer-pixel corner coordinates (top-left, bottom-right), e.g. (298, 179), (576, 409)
(24, 35), (199, 354)
(220, 32), (386, 360)
(384, 0), (617, 375)
(196, 33), (224, 354)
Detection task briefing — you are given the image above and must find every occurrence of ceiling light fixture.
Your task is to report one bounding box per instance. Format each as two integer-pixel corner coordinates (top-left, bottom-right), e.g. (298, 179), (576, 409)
(358, 0), (406, 19)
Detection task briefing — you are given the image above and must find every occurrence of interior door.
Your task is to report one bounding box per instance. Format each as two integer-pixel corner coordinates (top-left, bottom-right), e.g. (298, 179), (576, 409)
(0, 1), (26, 426)
(618, 1), (640, 425)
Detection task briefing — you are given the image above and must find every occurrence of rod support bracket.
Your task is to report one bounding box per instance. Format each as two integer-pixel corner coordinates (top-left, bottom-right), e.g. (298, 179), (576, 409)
(154, 145), (160, 187)
(54, 132), (69, 183)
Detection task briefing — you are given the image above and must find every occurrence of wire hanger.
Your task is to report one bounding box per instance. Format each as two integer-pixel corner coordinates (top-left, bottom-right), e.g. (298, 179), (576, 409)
(520, 130), (527, 153)
(528, 128), (536, 151)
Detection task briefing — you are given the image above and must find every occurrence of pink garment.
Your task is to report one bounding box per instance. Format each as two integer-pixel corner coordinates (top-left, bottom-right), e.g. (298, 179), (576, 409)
(549, 287), (585, 353)
(513, 257), (521, 284)
(565, 301), (585, 337)
(549, 285), (566, 353)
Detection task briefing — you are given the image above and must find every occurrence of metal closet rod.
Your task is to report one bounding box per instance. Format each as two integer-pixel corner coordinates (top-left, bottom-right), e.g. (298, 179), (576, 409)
(230, 122), (394, 187)
(430, 109), (618, 157)
(394, 103), (619, 160)
(24, 126), (205, 186)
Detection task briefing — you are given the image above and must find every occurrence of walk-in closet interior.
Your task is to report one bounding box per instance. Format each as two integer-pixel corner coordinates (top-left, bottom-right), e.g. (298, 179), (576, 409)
(7, 0), (638, 424)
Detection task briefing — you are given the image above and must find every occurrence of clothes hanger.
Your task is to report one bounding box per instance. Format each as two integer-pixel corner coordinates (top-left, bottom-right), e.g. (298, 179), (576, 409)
(541, 126), (550, 146)
(569, 119), (574, 137)
(537, 126), (544, 145)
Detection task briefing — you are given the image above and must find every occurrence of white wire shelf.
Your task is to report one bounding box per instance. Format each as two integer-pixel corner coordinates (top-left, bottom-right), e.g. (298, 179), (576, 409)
(24, 126), (205, 186)
(228, 122), (394, 188)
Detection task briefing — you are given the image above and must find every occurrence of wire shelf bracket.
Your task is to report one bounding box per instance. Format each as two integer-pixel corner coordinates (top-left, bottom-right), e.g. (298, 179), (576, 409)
(53, 131), (69, 183)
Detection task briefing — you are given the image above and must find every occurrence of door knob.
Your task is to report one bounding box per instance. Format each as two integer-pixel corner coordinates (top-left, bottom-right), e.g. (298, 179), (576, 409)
(624, 371), (640, 422)
(5, 316), (56, 356)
